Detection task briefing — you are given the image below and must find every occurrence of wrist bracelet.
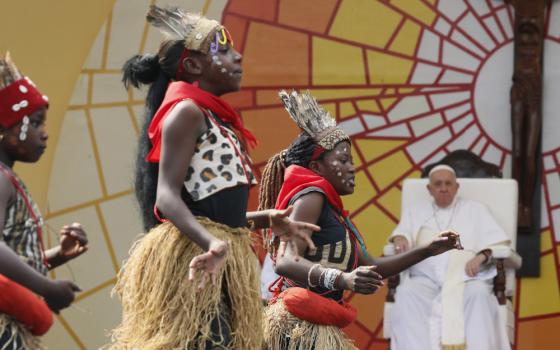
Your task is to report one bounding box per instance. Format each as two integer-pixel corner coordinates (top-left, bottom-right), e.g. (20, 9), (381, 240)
(333, 270), (344, 291)
(307, 264), (321, 288)
(322, 268), (342, 291)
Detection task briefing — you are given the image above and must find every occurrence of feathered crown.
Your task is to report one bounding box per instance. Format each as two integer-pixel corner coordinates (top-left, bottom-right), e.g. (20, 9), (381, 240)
(278, 90), (349, 150)
(0, 52), (23, 90)
(146, 5), (225, 52)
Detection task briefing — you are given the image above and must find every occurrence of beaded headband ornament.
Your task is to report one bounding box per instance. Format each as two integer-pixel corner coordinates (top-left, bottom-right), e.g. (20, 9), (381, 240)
(0, 52), (48, 138)
(146, 5), (233, 53)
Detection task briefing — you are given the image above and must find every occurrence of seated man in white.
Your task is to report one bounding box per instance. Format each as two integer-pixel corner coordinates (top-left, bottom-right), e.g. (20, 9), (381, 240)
(389, 165), (511, 350)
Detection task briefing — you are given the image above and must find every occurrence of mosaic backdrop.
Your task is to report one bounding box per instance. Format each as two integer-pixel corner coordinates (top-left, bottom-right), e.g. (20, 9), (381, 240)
(41, 0), (559, 349)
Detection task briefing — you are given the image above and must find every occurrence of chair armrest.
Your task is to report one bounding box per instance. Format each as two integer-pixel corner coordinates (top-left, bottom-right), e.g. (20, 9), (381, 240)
(383, 243), (396, 256)
(490, 246), (522, 269)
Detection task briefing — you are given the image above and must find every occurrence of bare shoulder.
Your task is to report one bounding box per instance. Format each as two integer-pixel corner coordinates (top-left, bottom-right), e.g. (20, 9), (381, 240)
(293, 191), (325, 208)
(291, 191), (325, 222)
(0, 172), (15, 206)
(162, 99), (206, 133)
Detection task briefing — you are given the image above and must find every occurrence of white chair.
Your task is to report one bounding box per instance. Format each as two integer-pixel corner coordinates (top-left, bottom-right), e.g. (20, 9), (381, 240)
(382, 178), (522, 344)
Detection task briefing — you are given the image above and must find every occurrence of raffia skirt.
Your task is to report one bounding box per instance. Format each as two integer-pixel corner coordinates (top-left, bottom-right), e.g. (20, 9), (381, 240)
(264, 299), (357, 350)
(106, 218), (262, 350)
(0, 314), (43, 350)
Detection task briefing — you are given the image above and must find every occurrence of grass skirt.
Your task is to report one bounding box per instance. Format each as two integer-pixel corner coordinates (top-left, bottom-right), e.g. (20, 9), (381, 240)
(107, 218), (262, 349)
(0, 314), (43, 350)
(264, 299), (357, 350)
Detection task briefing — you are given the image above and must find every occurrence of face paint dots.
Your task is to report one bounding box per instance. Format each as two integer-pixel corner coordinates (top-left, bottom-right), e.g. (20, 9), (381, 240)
(19, 116), (29, 141)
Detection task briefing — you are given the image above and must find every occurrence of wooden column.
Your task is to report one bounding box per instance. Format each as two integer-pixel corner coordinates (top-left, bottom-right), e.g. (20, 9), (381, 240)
(509, 0), (547, 276)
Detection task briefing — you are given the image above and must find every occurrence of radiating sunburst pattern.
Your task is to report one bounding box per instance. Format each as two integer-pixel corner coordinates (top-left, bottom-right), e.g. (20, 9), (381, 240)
(221, 0), (560, 348)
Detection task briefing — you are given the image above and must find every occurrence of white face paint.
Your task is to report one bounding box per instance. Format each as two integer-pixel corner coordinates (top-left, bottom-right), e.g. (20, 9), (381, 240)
(337, 171), (342, 177)
(331, 161), (338, 166)
(221, 67), (227, 73)
(335, 150), (340, 155)
(212, 55), (219, 61)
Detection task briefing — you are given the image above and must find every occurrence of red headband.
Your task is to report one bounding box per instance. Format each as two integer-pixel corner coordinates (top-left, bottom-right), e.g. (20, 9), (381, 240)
(310, 145), (326, 161)
(0, 77), (48, 128)
(175, 48), (190, 81)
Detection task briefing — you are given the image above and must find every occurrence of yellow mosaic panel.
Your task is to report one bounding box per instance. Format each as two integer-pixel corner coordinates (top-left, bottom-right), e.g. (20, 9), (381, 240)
(355, 139), (408, 164)
(378, 187), (403, 219)
(312, 37), (367, 85)
(356, 99), (381, 113)
(367, 51), (415, 85)
(368, 151), (412, 190)
(541, 229), (553, 252)
(330, 0), (402, 48)
(518, 254), (560, 318)
(352, 203), (398, 255)
(390, 0), (437, 26)
(389, 20), (423, 56)
(340, 102), (357, 119)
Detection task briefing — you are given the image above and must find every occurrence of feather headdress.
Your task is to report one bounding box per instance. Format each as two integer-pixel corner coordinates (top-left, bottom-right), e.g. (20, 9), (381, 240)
(0, 52), (23, 90)
(278, 90), (349, 150)
(146, 5), (223, 52)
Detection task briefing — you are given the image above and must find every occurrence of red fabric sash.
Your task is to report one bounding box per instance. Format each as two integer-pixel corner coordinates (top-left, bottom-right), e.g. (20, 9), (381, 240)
(275, 165), (347, 215)
(271, 287), (356, 328)
(146, 81), (257, 162)
(0, 275), (53, 335)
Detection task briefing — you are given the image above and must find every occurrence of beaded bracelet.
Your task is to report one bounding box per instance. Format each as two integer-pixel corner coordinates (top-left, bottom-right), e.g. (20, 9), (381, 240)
(321, 268), (343, 291)
(307, 263), (321, 288)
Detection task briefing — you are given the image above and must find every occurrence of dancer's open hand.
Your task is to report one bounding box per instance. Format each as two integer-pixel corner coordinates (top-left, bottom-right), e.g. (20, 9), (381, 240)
(341, 266), (384, 294)
(270, 206), (320, 258)
(188, 239), (227, 289)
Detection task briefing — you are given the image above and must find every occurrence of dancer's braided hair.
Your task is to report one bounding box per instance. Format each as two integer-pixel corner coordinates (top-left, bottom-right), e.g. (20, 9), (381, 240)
(258, 133), (321, 211)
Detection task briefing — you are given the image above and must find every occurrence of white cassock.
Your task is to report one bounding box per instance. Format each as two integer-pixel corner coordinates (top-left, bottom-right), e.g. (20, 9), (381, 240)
(389, 197), (511, 350)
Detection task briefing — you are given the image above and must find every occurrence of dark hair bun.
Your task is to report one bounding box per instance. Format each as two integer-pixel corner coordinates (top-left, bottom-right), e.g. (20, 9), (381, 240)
(122, 54), (161, 88)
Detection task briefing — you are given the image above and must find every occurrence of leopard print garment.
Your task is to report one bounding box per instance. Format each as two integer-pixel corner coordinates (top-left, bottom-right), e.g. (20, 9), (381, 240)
(185, 112), (257, 201)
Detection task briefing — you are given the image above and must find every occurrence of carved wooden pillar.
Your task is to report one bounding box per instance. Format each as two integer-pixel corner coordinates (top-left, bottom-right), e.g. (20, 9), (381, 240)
(509, 0), (547, 276)
(510, 0), (546, 230)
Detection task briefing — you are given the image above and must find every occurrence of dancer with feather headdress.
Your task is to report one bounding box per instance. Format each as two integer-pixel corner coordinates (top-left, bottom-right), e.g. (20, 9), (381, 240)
(106, 6), (319, 350)
(258, 90), (463, 349)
